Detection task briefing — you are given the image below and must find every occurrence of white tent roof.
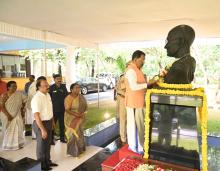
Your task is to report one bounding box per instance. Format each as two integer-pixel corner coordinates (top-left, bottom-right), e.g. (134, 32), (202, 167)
(0, 0), (220, 47)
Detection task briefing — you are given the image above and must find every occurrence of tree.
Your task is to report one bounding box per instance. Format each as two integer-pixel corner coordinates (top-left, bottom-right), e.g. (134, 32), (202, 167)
(20, 48), (67, 76)
(46, 49), (66, 75)
(115, 55), (126, 73)
(76, 48), (97, 77)
(192, 45), (220, 85)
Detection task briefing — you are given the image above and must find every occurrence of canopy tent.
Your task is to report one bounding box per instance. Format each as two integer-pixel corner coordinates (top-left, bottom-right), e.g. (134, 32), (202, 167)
(0, 0), (220, 47)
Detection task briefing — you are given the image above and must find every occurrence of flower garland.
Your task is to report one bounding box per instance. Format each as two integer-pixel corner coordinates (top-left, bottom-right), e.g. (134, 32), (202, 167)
(134, 164), (173, 171)
(157, 82), (193, 89)
(144, 87), (208, 171)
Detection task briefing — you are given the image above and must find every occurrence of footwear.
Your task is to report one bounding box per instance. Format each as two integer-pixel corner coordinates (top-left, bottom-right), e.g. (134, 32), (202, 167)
(51, 141), (55, 145)
(50, 162), (58, 167)
(41, 166), (52, 170)
(60, 140), (67, 143)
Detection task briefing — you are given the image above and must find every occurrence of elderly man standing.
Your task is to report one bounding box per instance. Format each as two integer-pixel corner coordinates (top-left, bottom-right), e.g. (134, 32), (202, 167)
(26, 76), (44, 139)
(31, 77), (58, 171)
(125, 50), (155, 154)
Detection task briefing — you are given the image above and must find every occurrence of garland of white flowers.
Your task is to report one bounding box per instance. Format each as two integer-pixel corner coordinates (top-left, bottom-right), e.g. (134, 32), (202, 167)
(134, 164), (173, 171)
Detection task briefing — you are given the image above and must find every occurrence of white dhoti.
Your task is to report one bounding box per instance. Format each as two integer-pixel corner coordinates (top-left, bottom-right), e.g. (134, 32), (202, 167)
(25, 108), (36, 138)
(126, 107), (145, 153)
(26, 81), (37, 138)
(25, 108), (33, 124)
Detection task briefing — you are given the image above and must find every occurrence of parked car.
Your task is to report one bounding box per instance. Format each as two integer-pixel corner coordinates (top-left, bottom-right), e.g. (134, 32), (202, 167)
(96, 73), (116, 89)
(76, 77), (108, 95)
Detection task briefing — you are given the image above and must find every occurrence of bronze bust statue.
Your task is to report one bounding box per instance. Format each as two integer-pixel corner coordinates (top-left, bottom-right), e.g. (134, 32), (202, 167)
(164, 25), (196, 84)
(149, 25), (200, 170)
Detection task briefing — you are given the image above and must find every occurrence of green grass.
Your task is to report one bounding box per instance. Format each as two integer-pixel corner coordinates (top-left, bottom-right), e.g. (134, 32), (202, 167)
(84, 104), (116, 129)
(207, 120), (220, 135)
(197, 109), (220, 135)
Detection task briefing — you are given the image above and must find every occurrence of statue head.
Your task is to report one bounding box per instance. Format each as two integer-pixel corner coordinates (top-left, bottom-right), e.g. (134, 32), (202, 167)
(164, 25), (195, 58)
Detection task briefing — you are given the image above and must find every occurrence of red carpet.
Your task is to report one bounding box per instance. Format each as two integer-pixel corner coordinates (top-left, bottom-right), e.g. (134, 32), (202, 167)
(102, 144), (142, 171)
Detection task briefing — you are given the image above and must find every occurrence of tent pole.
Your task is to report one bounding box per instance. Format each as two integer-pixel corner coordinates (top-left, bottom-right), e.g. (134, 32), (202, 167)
(44, 31), (47, 77)
(97, 49), (100, 108)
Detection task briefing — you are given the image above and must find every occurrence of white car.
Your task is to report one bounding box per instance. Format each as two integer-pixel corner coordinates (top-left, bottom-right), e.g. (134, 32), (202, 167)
(96, 73), (116, 89)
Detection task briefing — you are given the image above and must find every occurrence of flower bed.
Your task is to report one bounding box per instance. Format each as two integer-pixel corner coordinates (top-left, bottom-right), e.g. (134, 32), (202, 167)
(114, 157), (144, 171)
(113, 157), (173, 171)
(134, 164), (173, 171)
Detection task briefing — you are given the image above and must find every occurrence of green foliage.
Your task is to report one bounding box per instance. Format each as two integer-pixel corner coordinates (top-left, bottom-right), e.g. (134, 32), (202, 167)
(193, 45), (220, 84)
(142, 47), (174, 77)
(19, 49), (66, 63)
(115, 55), (126, 73)
(19, 50), (45, 60)
(46, 49), (66, 64)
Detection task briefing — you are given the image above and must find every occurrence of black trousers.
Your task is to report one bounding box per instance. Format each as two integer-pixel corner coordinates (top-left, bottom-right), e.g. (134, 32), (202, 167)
(33, 120), (52, 167)
(52, 112), (65, 141)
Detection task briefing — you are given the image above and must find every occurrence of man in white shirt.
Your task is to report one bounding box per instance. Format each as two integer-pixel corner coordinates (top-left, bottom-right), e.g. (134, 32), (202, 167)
(125, 50), (155, 154)
(31, 77), (58, 171)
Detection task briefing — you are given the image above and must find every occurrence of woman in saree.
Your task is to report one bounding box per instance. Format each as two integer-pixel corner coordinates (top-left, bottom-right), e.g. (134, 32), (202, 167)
(64, 83), (88, 157)
(0, 81), (26, 150)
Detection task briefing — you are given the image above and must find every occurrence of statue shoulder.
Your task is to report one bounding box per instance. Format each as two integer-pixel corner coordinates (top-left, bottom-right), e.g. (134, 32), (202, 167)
(177, 56), (196, 65)
(185, 56), (196, 68)
(185, 55), (196, 62)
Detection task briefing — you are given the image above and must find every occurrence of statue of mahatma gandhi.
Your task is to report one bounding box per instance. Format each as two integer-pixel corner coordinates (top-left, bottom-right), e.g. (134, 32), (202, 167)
(164, 25), (196, 84)
(156, 25), (197, 146)
(150, 25), (200, 169)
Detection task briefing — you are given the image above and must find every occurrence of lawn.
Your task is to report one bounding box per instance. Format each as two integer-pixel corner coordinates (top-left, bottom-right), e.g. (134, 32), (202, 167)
(84, 101), (116, 129)
(197, 109), (220, 136)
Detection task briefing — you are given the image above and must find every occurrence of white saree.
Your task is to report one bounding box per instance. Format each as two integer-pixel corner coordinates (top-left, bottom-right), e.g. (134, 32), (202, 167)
(0, 92), (26, 150)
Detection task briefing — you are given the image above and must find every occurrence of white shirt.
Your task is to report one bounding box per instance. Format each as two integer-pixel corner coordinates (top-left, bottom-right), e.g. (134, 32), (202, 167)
(28, 81), (37, 97)
(26, 81), (37, 110)
(31, 91), (53, 121)
(125, 69), (147, 91)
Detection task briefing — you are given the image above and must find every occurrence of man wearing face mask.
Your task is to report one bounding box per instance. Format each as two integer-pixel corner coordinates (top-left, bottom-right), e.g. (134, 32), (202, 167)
(49, 74), (68, 144)
(125, 50), (155, 154)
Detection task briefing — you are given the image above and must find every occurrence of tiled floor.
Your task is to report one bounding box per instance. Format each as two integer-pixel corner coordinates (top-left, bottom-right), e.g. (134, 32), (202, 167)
(73, 138), (122, 171)
(1, 135), (220, 171)
(0, 136), (103, 170)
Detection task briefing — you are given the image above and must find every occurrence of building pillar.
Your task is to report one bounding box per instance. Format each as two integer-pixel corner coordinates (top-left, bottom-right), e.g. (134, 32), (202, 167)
(65, 46), (76, 91)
